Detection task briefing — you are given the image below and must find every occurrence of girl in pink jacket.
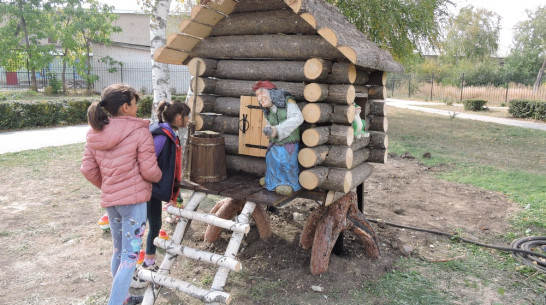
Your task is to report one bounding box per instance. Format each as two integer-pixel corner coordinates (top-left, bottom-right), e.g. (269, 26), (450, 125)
(81, 83), (161, 305)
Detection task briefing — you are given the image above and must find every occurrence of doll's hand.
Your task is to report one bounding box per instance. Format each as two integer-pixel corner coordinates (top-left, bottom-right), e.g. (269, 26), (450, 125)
(263, 126), (277, 138)
(263, 126), (273, 137)
(270, 127), (277, 138)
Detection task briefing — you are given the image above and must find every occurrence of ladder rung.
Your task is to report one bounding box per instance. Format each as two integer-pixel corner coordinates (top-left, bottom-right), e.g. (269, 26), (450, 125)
(138, 269), (231, 304)
(166, 205), (250, 234)
(154, 238), (242, 272)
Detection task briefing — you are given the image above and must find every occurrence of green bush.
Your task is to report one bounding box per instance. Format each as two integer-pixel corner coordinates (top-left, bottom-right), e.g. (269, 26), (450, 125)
(509, 99), (546, 121)
(462, 99), (487, 111)
(138, 95), (153, 118)
(63, 100), (92, 124)
(0, 99), (92, 130)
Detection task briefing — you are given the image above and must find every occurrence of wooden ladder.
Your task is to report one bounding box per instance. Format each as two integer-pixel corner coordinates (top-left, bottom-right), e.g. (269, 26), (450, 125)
(139, 191), (256, 304)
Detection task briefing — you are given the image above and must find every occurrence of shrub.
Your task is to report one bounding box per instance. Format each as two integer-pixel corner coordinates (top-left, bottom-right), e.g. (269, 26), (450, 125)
(138, 95), (153, 118)
(46, 72), (62, 94)
(509, 99), (546, 121)
(0, 99), (92, 131)
(462, 99), (487, 111)
(63, 100), (92, 124)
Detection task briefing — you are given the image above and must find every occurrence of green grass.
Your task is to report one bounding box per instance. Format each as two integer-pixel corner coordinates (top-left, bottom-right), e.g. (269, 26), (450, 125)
(388, 107), (546, 233)
(361, 266), (453, 304)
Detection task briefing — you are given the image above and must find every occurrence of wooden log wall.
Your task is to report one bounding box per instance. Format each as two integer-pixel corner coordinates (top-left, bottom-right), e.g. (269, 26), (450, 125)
(178, 1), (391, 195)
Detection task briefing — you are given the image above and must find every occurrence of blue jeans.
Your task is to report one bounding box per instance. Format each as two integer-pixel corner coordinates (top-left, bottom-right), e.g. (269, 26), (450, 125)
(106, 202), (147, 305)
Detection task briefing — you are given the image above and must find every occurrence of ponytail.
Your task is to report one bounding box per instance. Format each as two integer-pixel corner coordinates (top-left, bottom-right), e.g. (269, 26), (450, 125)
(157, 100), (168, 123)
(87, 101), (109, 131)
(157, 100), (190, 124)
(87, 83), (140, 131)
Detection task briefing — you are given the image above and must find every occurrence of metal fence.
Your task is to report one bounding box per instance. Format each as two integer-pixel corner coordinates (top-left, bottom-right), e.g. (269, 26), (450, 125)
(0, 61), (192, 95)
(387, 74), (546, 105)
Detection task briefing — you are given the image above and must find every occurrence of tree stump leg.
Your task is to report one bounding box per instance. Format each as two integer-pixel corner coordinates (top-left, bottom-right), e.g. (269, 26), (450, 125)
(299, 206), (325, 250)
(301, 192), (380, 275)
(251, 204), (271, 240)
(204, 198), (271, 242)
(204, 198), (243, 242)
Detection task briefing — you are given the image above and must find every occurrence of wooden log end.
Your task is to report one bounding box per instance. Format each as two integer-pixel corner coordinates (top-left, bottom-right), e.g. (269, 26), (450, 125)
(338, 46), (357, 64)
(300, 12), (317, 29)
(299, 170), (320, 190)
(303, 83), (323, 102)
(188, 57), (206, 76)
(188, 95), (204, 113)
(298, 148), (317, 168)
(285, 0), (303, 13)
(301, 128), (319, 147)
(190, 77), (206, 93)
(317, 27), (338, 47)
(302, 103), (320, 123)
(194, 113), (204, 131)
(348, 64), (357, 84)
(304, 58), (325, 80)
(179, 19), (213, 38)
(346, 127), (355, 147)
(342, 171), (352, 193)
(346, 85), (356, 104)
(153, 47), (188, 65)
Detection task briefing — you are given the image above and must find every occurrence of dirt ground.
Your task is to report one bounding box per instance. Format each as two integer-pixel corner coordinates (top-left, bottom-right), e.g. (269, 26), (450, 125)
(0, 152), (525, 305)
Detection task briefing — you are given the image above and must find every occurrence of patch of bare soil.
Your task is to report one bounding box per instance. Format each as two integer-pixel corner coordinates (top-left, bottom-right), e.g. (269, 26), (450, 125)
(0, 154), (523, 305)
(149, 155), (521, 304)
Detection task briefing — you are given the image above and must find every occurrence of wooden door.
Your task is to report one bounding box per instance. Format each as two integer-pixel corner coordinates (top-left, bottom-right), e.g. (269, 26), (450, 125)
(239, 96), (269, 157)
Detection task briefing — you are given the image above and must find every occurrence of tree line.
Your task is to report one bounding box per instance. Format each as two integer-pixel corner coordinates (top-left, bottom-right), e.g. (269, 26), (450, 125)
(0, 0), (120, 92)
(1, 0), (544, 97)
(327, 1), (545, 91)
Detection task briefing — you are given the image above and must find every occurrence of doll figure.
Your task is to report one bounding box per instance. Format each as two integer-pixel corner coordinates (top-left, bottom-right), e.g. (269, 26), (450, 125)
(253, 80), (304, 196)
(352, 104), (369, 139)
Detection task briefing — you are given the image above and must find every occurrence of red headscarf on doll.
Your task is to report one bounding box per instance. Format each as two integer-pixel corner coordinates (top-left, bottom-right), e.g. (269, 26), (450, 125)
(252, 80), (277, 92)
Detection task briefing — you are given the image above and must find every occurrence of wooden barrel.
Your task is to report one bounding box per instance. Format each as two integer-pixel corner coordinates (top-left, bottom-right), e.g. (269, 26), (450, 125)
(190, 133), (227, 183)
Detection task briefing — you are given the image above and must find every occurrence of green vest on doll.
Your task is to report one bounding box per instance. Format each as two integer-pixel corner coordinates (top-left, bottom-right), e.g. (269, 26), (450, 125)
(266, 98), (300, 145)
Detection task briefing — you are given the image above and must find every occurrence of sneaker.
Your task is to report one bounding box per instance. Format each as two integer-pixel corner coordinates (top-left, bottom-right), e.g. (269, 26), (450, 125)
(124, 294), (144, 305)
(142, 261), (159, 272)
(130, 269), (148, 289)
(165, 216), (180, 224)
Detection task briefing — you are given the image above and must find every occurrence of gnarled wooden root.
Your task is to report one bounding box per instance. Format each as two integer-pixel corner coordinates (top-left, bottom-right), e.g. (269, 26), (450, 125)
(301, 192), (379, 275)
(204, 198), (271, 242)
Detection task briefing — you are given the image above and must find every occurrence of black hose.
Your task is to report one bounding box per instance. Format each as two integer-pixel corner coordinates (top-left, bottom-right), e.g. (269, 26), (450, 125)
(366, 218), (546, 272)
(510, 236), (546, 272)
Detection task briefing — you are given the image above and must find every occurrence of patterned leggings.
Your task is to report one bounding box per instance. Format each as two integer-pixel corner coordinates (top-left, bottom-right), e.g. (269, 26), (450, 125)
(105, 202), (146, 305)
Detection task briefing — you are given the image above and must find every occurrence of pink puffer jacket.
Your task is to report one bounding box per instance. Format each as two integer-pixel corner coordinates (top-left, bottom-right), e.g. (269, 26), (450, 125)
(80, 116), (162, 208)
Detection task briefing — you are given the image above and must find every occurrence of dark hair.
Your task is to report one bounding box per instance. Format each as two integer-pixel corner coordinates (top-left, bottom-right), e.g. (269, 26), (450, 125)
(157, 100), (190, 124)
(87, 84), (140, 131)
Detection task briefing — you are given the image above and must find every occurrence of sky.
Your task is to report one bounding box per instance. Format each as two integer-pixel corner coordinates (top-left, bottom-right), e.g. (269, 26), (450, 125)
(96, 0), (544, 57)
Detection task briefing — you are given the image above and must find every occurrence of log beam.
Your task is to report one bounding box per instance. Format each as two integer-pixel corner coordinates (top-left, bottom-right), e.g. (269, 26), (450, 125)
(302, 103), (355, 124)
(226, 154), (266, 176)
(191, 34), (345, 61)
(299, 166), (352, 193)
(210, 10), (315, 36)
(298, 145), (354, 169)
(191, 77), (306, 100)
(304, 83), (355, 104)
(233, 0), (289, 13)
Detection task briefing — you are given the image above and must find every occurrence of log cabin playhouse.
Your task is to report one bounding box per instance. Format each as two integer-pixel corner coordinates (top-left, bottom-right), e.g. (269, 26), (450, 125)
(138, 0), (404, 304)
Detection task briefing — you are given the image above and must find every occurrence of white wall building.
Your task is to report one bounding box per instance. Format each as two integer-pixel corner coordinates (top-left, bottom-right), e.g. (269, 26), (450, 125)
(91, 11), (191, 94)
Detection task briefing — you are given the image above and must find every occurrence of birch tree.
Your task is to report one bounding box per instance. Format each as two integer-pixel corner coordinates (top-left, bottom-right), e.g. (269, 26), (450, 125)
(138, 0), (177, 123)
(149, 0), (173, 123)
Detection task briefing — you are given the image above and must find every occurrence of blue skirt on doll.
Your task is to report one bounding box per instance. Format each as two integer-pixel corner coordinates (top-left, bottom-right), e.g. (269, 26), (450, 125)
(264, 143), (301, 192)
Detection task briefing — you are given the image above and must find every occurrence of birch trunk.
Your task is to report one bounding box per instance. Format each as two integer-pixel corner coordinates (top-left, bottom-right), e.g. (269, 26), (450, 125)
(150, 0), (173, 124)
